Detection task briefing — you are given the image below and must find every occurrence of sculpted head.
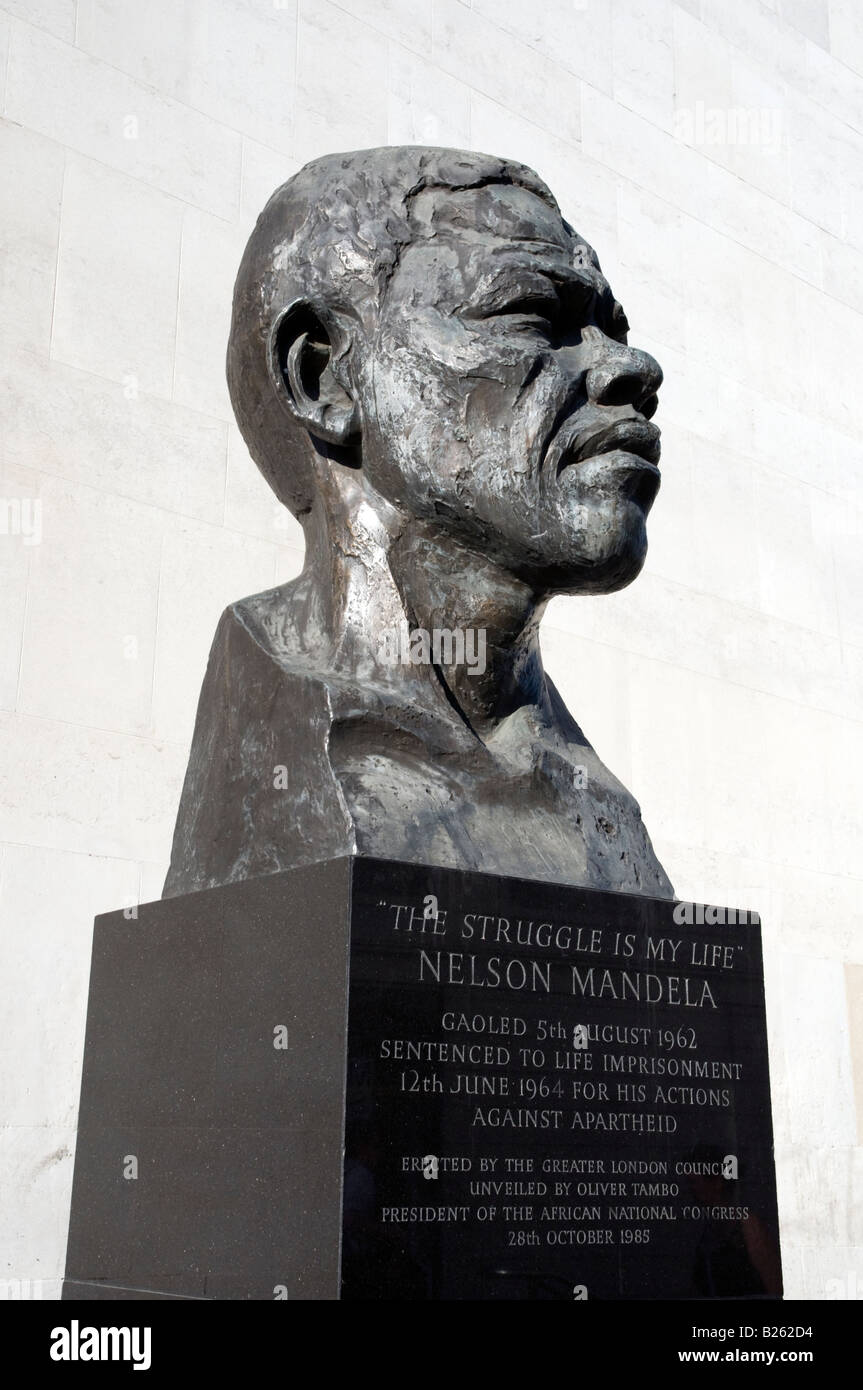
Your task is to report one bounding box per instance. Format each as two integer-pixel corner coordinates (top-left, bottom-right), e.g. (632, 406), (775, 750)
(228, 147), (663, 596)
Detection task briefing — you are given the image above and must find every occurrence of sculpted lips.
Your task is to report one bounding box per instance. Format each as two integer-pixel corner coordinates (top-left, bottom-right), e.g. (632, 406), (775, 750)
(558, 417), (662, 476)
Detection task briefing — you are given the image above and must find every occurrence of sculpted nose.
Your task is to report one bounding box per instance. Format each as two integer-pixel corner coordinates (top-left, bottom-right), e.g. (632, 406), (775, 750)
(585, 340), (663, 414)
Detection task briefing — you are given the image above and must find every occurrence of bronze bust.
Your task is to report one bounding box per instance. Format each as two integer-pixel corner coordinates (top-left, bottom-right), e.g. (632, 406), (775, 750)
(164, 147), (672, 900)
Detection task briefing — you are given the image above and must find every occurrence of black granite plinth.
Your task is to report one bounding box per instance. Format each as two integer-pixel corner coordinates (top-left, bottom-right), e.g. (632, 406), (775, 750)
(63, 857), (781, 1300)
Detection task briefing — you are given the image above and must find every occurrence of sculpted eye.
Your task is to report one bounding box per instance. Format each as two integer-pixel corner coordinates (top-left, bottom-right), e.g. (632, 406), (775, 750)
(562, 279), (596, 318)
(462, 275), (561, 329)
(494, 294), (555, 321)
(487, 293), (560, 327)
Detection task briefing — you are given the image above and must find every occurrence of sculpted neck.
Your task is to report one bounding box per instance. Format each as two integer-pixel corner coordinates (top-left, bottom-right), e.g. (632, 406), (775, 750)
(297, 481), (549, 737)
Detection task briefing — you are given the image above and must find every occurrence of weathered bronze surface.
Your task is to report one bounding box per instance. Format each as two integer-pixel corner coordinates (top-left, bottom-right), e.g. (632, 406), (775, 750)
(164, 147), (672, 899)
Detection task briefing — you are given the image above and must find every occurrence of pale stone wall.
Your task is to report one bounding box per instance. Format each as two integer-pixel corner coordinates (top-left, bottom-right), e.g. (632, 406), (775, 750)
(1, 0), (860, 1299)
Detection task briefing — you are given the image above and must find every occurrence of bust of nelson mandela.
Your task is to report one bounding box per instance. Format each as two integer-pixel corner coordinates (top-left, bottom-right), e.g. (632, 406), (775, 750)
(163, 146), (674, 900)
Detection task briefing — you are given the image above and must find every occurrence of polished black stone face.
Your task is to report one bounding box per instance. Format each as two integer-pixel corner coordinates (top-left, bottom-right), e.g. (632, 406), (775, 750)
(63, 857), (780, 1301)
(63, 861), (355, 1301)
(343, 860), (781, 1301)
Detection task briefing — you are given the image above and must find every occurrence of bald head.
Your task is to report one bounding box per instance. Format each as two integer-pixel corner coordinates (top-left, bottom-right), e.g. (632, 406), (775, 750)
(227, 146), (561, 518)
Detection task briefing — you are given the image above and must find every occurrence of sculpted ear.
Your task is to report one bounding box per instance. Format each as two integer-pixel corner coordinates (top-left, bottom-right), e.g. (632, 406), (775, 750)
(271, 302), (360, 447)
